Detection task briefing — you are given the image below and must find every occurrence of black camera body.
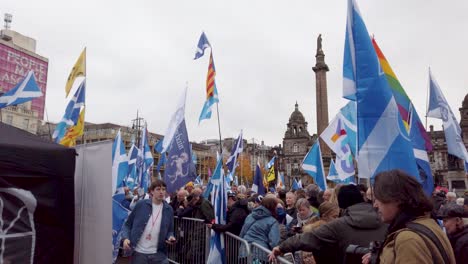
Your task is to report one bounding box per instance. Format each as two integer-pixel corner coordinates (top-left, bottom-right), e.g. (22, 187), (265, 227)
(345, 241), (382, 264)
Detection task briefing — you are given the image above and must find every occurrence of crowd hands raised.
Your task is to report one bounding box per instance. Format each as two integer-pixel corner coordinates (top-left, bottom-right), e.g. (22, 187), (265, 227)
(120, 170), (468, 264)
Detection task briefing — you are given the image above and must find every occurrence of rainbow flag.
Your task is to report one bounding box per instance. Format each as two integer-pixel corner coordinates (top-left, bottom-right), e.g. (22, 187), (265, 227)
(372, 39), (432, 151)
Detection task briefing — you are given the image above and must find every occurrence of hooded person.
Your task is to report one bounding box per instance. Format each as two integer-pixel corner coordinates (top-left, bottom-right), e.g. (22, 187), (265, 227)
(269, 184), (387, 264)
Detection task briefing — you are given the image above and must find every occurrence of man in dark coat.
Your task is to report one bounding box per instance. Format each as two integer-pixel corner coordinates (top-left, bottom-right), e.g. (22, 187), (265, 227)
(439, 203), (468, 264)
(269, 185), (387, 264)
(209, 191), (249, 236)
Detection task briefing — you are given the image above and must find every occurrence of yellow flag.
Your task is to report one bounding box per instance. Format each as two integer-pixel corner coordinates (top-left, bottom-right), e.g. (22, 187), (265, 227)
(266, 165), (275, 182)
(60, 109), (85, 147)
(65, 48), (86, 97)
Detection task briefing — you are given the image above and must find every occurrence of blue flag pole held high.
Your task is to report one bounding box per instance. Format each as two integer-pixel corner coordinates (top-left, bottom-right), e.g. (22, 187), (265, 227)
(302, 142), (327, 191)
(112, 130), (129, 193)
(343, 0), (419, 181)
(427, 69), (468, 163)
(226, 131), (243, 183)
(206, 158), (227, 264)
(0, 70), (43, 108)
(126, 144), (139, 189)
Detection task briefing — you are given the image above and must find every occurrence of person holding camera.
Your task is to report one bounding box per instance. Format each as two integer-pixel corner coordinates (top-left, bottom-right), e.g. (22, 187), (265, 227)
(269, 184), (386, 264)
(363, 170), (456, 264)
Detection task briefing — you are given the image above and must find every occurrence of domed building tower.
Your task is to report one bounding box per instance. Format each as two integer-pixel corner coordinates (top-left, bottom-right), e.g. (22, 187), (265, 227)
(282, 102), (316, 187)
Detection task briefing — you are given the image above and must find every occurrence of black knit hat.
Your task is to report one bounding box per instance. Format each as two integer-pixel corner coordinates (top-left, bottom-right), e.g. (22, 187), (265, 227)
(338, 185), (364, 209)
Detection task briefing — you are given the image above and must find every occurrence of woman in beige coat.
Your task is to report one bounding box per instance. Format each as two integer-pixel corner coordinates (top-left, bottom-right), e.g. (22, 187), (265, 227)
(363, 170), (456, 264)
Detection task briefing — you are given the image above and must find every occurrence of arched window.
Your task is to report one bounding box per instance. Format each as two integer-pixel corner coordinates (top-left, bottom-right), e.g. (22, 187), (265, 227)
(293, 144), (298, 153)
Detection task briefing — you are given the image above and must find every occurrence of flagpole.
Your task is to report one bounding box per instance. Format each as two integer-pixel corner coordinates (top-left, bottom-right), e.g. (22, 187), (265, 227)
(216, 103), (222, 155)
(425, 67), (430, 130)
(81, 47), (87, 145)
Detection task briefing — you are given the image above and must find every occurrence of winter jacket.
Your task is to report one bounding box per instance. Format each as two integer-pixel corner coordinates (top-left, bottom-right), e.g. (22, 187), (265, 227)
(176, 197), (214, 223)
(449, 226), (468, 264)
(211, 199), (249, 236)
(121, 200), (174, 254)
(240, 205), (280, 250)
(378, 215), (456, 264)
(279, 202), (387, 264)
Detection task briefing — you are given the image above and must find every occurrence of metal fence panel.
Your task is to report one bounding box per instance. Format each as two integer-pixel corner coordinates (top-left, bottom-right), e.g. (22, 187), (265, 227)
(167, 217), (209, 264)
(224, 232), (252, 264)
(251, 242), (294, 264)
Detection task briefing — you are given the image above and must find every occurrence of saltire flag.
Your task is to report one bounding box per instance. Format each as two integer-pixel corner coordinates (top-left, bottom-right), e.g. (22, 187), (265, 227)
(136, 125), (153, 191)
(194, 32), (212, 60)
(302, 142), (327, 190)
(154, 137), (164, 153)
(339, 101), (357, 155)
(60, 108), (85, 147)
(252, 162), (266, 195)
(195, 175), (203, 185)
(297, 179), (303, 189)
(372, 39), (432, 152)
(0, 71), (43, 109)
(427, 70), (468, 162)
(112, 130), (129, 194)
(112, 195), (130, 263)
(199, 53), (220, 123)
(162, 87), (187, 153)
(65, 48), (86, 97)
(204, 156), (223, 199)
(126, 144), (139, 189)
(291, 179), (299, 191)
(266, 165), (275, 182)
(327, 160), (354, 184)
(226, 131), (244, 182)
(266, 156), (276, 169)
(164, 120), (197, 194)
(53, 80), (86, 144)
(206, 158), (227, 264)
(343, 0), (419, 180)
(276, 172), (285, 190)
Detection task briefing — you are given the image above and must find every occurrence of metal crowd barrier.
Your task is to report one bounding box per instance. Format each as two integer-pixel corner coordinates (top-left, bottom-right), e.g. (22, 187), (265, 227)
(167, 217), (293, 264)
(167, 216), (210, 264)
(224, 231), (252, 264)
(251, 242), (294, 264)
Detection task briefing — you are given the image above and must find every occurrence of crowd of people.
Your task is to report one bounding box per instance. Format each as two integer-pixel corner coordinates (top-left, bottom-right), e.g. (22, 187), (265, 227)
(118, 170), (468, 264)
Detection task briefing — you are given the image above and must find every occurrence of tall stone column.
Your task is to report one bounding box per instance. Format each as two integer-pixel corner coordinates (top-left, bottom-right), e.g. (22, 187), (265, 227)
(312, 34), (330, 157)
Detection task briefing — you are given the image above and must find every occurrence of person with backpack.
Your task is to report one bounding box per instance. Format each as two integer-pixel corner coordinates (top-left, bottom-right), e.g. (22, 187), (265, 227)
(363, 170), (456, 264)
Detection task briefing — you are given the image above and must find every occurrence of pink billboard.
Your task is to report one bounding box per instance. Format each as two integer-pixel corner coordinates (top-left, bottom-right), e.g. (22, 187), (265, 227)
(0, 43), (48, 119)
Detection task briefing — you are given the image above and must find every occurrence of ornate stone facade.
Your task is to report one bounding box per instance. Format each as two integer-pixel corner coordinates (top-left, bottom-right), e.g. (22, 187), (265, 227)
(282, 102), (316, 187)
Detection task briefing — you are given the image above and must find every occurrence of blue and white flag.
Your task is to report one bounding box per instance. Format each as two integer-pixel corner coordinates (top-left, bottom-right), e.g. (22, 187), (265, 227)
(137, 125), (153, 191)
(226, 131), (243, 181)
(206, 158), (227, 264)
(297, 179), (303, 189)
(233, 175), (239, 187)
(343, 0), (419, 180)
(427, 70), (468, 162)
(195, 175), (203, 185)
(194, 32), (212, 60)
(154, 137), (164, 153)
(252, 162), (265, 195)
(328, 159), (354, 184)
(126, 144), (139, 189)
(276, 172), (285, 190)
(291, 178), (299, 191)
(0, 71), (43, 109)
(164, 120), (197, 194)
(162, 87), (187, 153)
(112, 195), (130, 263)
(302, 142), (327, 191)
(156, 152), (167, 172)
(52, 80), (85, 143)
(266, 156), (276, 170)
(112, 130), (129, 193)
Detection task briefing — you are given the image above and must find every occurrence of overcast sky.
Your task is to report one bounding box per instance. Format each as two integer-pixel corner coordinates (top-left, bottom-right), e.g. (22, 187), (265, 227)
(3, 0), (467, 146)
